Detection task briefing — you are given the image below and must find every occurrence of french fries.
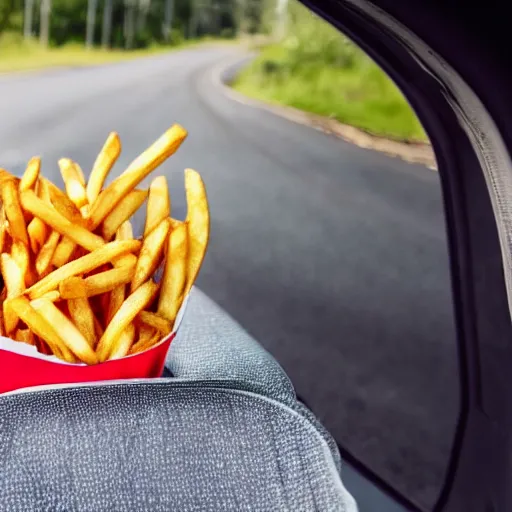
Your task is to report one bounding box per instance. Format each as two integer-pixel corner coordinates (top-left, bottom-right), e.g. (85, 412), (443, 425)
(101, 189), (148, 241)
(19, 157), (41, 192)
(87, 132), (121, 205)
(0, 124), (209, 365)
(88, 124), (187, 229)
(131, 217), (171, 292)
(144, 176), (170, 237)
(96, 280), (159, 362)
(2, 178), (29, 246)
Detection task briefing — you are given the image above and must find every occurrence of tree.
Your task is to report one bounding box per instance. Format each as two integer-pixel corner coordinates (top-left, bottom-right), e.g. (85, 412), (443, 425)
(102, 0), (114, 48)
(162, 0), (173, 42)
(23, 0), (34, 39)
(40, 0), (51, 46)
(86, 0), (98, 48)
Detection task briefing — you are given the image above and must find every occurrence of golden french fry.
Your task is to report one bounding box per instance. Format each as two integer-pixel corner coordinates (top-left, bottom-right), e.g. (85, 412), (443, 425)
(27, 217), (48, 253)
(27, 239), (141, 299)
(35, 230), (61, 276)
(60, 264), (135, 299)
(111, 220), (138, 268)
(138, 310), (172, 335)
(87, 132), (121, 205)
(131, 218), (170, 292)
(1, 253), (25, 333)
(68, 297), (96, 348)
(73, 162), (86, 187)
(101, 189), (148, 240)
(19, 157), (41, 192)
(39, 290), (60, 302)
(157, 222), (188, 322)
(96, 280), (159, 362)
(129, 331), (161, 355)
(109, 323), (136, 360)
(2, 179), (28, 246)
(88, 124), (187, 229)
(20, 190), (104, 251)
(8, 296), (75, 361)
(184, 169), (210, 293)
(59, 158), (88, 209)
(116, 220), (133, 240)
(144, 176), (170, 237)
(11, 240), (29, 282)
(52, 237), (76, 267)
(31, 298), (98, 364)
(58, 276), (87, 299)
(14, 328), (36, 346)
(43, 178), (85, 225)
(106, 283), (125, 324)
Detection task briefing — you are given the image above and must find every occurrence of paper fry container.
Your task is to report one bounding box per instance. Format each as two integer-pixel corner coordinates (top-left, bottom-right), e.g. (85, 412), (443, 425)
(0, 295), (189, 395)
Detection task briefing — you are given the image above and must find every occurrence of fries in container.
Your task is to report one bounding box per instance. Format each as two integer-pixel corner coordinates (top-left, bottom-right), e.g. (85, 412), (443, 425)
(0, 123), (209, 393)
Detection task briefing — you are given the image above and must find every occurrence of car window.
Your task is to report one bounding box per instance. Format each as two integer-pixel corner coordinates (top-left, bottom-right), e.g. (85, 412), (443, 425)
(0, 1), (458, 509)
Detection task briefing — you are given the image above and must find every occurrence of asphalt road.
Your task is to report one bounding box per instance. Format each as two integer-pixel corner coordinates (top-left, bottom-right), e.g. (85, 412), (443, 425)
(0, 46), (458, 509)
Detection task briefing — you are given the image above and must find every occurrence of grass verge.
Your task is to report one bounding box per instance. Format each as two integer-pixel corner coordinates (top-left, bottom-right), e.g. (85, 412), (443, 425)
(232, 44), (427, 142)
(0, 33), (231, 74)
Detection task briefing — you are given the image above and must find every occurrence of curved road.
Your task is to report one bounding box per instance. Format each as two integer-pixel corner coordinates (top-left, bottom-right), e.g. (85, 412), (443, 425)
(0, 46), (458, 509)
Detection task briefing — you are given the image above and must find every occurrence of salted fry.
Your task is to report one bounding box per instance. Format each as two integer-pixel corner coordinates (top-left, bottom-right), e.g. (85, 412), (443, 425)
(68, 297), (96, 348)
(27, 239), (141, 299)
(109, 323), (136, 360)
(19, 157), (41, 192)
(184, 169), (209, 293)
(88, 124), (187, 229)
(157, 222), (188, 322)
(11, 240), (29, 281)
(2, 179), (28, 246)
(96, 280), (159, 362)
(101, 189), (148, 240)
(60, 264), (135, 299)
(27, 217), (48, 253)
(1, 253), (25, 333)
(138, 310), (172, 335)
(59, 158), (88, 209)
(87, 132), (121, 205)
(52, 237), (76, 267)
(35, 230), (61, 275)
(106, 284), (125, 325)
(20, 190), (104, 251)
(144, 176), (170, 237)
(31, 298), (98, 364)
(131, 218), (170, 292)
(43, 179), (84, 225)
(9, 296), (75, 361)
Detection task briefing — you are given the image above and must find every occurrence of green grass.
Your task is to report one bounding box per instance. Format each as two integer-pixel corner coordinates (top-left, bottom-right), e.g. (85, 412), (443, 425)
(0, 32), (231, 74)
(233, 44), (427, 142)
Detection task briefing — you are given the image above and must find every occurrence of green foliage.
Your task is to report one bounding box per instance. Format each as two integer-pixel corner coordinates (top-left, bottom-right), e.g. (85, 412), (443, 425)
(233, 1), (427, 141)
(0, 0), (239, 49)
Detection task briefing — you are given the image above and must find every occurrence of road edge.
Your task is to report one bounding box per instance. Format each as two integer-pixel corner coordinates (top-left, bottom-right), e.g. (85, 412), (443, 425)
(211, 54), (438, 170)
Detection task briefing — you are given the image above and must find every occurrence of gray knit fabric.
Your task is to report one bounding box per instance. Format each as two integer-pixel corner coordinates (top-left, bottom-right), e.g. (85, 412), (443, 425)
(0, 288), (357, 511)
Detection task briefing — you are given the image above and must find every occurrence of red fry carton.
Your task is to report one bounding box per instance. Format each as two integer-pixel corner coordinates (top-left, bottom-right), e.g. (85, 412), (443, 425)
(0, 295), (189, 394)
